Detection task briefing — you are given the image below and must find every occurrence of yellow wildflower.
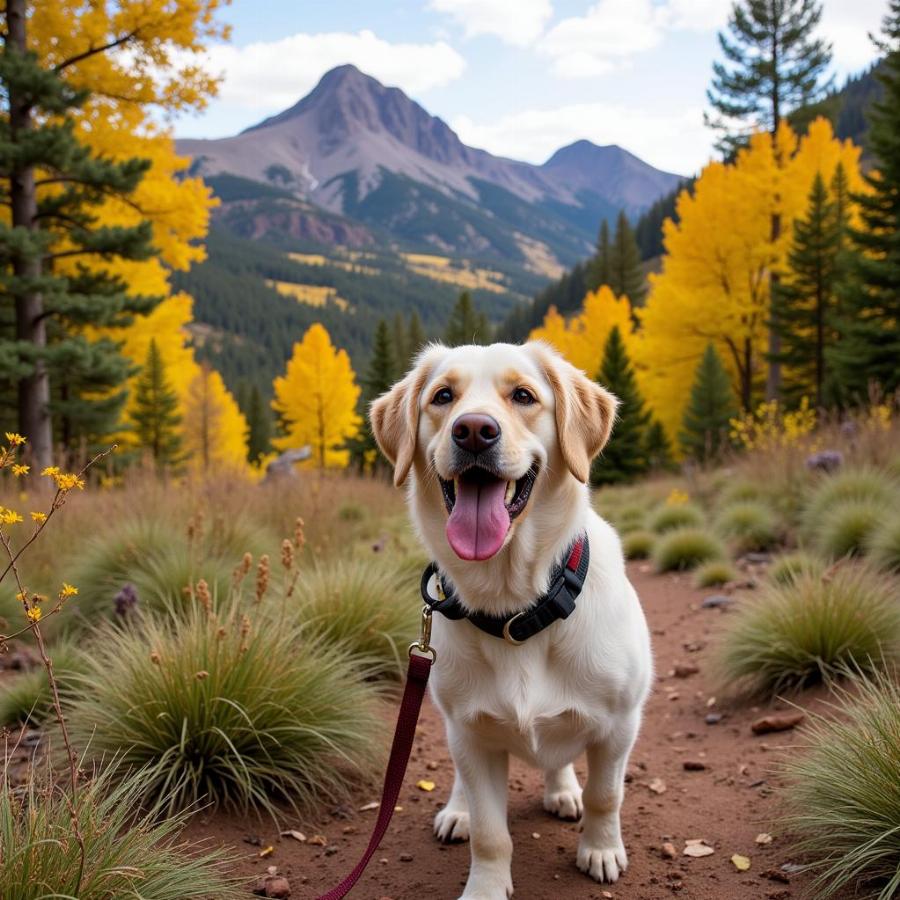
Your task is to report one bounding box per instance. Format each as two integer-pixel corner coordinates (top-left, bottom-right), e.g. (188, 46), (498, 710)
(666, 489), (690, 507)
(0, 508), (23, 525)
(16, 590), (27, 603)
(60, 583), (78, 598)
(25, 607), (42, 622)
(55, 472), (85, 491)
(30, 511), (47, 523)
(41, 466), (60, 478)
(12, 464), (29, 477)
(5, 432), (25, 446)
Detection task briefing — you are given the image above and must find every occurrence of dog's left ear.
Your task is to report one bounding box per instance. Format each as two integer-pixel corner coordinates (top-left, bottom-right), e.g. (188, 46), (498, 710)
(370, 344), (445, 487)
(528, 341), (618, 484)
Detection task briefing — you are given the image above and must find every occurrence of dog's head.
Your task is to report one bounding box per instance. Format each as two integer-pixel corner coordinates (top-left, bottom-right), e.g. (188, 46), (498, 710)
(370, 341), (617, 562)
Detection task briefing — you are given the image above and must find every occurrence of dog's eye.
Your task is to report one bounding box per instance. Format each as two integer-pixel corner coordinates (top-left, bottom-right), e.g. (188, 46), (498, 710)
(512, 387), (536, 405)
(432, 387), (454, 405)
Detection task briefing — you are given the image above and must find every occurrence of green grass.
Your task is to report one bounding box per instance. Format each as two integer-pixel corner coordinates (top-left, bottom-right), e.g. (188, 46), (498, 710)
(782, 670), (900, 899)
(767, 551), (825, 585)
(621, 530), (655, 560)
(717, 564), (900, 697)
(66, 600), (384, 818)
(802, 467), (898, 542)
(867, 513), (900, 573)
(694, 559), (738, 588)
(814, 498), (888, 558)
(295, 557), (419, 677)
(715, 500), (779, 552)
(653, 527), (726, 572)
(609, 504), (648, 534)
(0, 763), (240, 899)
(648, 503), (705, 534)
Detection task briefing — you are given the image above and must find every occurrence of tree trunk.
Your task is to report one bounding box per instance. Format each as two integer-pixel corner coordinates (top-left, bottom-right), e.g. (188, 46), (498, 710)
(766, 6), (782, 401)
(7, 0), (53, 469)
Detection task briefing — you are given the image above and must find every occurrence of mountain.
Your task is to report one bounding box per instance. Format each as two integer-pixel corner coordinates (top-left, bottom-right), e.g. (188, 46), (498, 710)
(177, 64), (682, 270)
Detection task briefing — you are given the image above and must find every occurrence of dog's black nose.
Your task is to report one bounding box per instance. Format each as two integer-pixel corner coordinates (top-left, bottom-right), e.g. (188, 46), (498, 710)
(452, 413), (501, 454)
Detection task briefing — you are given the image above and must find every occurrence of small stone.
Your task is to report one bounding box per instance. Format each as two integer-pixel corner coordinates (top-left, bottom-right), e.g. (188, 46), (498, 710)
(701, 594), (732, 609)
(308, 834), (327, 846)
(358, 801), (378, 811)
(673, 663), (699, 678)
(762, 868), (791, 883)
(532, 832), (541, 839)
(755, 833), (774, 845)
(683, 839), (714, 858)
(731, 854), (751, 871)
(751, 712), (805, 735)
(324, 846), (338, 857)
(705, 713), (723, 725)
(253, 875), (292, 898)
(426, 760), (439, 771)
(601, 892), (613, 899)
(648, 778), (667, 794)
(662, 842), (678, 859)
(416, 779), (436, 792)
(683, 760), (707, 771)
(280, 830), (306, 842)
(399, 853), (413, 862)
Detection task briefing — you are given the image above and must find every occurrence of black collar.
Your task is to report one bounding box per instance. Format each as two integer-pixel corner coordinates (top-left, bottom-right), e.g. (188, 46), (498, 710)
(420, 535), (590, 645)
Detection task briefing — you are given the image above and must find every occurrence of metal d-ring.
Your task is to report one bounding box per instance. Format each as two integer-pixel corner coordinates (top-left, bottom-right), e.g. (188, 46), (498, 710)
(502, 612), (525, 645)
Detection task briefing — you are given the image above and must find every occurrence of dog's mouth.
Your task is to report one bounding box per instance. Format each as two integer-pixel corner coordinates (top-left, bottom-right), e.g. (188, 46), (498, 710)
(439, 464), (538, 561)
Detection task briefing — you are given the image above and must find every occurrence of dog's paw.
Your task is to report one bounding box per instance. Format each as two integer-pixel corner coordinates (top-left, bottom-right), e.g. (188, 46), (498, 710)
(434, 806), (470, 842)
(457, 868), (513, 899)
(543, 787), (583, 821)
(576, 839), (628, 883)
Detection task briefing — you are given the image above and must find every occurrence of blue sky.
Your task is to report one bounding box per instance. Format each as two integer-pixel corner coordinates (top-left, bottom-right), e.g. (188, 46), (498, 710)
(173, 0), (886, 175)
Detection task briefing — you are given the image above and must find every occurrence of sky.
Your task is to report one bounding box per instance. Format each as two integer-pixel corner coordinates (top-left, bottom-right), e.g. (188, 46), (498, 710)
(172, 0), (887, 176)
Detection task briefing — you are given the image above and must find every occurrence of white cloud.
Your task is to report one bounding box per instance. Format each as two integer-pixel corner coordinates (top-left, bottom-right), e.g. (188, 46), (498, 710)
(197, 30), (466, 111)
(429, 0), (553, 47)
(452, 102), (710, 175)
(821, 0), (885, 72)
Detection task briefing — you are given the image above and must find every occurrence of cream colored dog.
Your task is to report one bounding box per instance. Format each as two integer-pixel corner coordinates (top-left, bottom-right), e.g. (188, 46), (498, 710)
(371, 341), (652, 900)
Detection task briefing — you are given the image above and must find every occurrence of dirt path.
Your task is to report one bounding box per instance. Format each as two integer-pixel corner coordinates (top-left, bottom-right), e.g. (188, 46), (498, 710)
(189, 564), (822, 899)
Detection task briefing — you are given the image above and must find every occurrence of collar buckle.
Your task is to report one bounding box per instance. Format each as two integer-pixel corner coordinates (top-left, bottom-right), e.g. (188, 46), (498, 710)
(502, 611), (525, 645)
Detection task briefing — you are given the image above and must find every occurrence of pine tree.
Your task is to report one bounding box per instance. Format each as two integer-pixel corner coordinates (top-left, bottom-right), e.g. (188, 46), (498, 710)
(245, 385), (271, 464)
(590, 326), (650, 485)
(609, 211), (647, 305)
(829, 1), (900, 400)
(680, 344), (738, 463)
(645, 419), (674, 471)
(771, 172), (845, 408)
(391, 313), (407, 380)
(131, 338), (182, 470)
(365, 320), (397, 398)
(0, 1), (157, 467)
(406, 311), (426, 367)
(445, 292), (490, 346)
(586, 219), (611, 292)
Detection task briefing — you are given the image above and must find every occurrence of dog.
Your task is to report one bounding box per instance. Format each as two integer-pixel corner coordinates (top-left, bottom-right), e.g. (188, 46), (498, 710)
(370, 340), (652, 900)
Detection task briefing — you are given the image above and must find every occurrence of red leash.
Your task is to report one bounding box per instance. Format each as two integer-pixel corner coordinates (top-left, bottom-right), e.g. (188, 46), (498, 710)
(316, 610), (435, 899)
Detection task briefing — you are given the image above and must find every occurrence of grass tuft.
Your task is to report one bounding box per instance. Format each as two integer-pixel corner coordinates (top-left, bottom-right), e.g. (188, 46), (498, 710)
(694, 559), (738, 588)
(719, 480), (765, 506)
(0, 763), (240, 899)
(621, 530), (655, 560)
(715, 500), (779, 552)
(814, 498), (888, 559)
(648, 503), (705, 534)
(66, 600), (383, 818)
(782, 670), (900, 900)
(867, 513), (900, 573)
(802, 467), (898, 541)
(767, 551), (825, 586)
(717, 564), (900, 697)
(653, 527), (726, 572)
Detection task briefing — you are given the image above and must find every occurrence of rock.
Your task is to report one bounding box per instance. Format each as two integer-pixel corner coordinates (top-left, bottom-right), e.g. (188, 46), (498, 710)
(683, 839), (715, 858)
(324, 846), (338, 856)
(280, 829), (306, 842)
(751, 712), (805, 735)
(254, 875), (292, 898)
(673, 662), (700, 678)
(705, 713), (723, 725)
(806, 449), (843, 472)
(263, 446), (312, 482)
(662, 842), (678, 859)
(399, 852), (414, 862)
(755, 833), (774, 845)
(743, 552), (771, 564)
(648, 778), (667, 794)
(762, 868), (791, 883)
(701, 594), (732, 609)
(683, 760), (707, 771)
(731, 853), (751, 871)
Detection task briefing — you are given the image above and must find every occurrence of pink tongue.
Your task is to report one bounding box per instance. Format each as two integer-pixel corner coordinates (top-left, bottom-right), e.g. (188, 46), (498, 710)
(446, 475), (511, 561)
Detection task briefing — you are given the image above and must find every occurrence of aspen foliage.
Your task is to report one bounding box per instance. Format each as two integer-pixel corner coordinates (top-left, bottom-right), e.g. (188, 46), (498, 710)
(183, 364), (250, 473)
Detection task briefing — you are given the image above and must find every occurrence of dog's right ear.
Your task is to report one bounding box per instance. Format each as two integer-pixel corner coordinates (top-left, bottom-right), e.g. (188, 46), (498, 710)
(370, 344), (445, 487)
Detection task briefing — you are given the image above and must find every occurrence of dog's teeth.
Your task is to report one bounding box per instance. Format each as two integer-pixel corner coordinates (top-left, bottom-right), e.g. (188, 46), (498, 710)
(505, 480), (515, 504)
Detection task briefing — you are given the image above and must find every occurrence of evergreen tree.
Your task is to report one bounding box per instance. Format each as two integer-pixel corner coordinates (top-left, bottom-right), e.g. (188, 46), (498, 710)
(590, 326), (650, 485)
(445, 291), (490, 346)
(586, 219), (611, 292)
(364, 320), (397, 398)
(391, 312), (408, 380)
(609, 211), (647, 305)
(131, 339), (182, 470)
(829, 1), (900, 400)
(645, 419), (674, 471)
(771, 172), (845, 408)
(406, 310), (426, 366)
(0, 1), (157, 467)
(245, 385), (271, 464)
(680, 344), (738, 463)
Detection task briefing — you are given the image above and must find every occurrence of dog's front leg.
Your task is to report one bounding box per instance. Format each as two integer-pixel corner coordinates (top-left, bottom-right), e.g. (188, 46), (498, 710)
(577, 714), (640, 884)
(448, 726), (513, 900)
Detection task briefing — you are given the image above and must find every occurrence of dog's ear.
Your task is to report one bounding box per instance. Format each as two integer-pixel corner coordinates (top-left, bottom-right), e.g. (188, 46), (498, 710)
(370, 344), (445, 487)
(528, 341), (618, 484)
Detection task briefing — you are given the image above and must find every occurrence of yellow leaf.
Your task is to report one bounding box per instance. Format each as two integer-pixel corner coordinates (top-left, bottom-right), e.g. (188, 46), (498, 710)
(416, 780), (436, 792)
(258, 846), (274, 858)
(731, 854), (751, 871)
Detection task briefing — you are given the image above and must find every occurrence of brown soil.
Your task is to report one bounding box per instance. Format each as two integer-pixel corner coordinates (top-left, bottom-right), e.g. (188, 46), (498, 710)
(186, 564), (828, 900)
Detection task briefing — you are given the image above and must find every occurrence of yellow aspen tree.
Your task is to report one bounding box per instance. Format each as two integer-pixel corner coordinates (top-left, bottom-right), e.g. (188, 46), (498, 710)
(183, 364), (250, 473)
(529, 286), (634, 377)
(272, 324), (362, 468)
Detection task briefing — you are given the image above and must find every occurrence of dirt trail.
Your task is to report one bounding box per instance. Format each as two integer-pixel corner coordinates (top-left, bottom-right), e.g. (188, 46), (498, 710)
(189, 564), (824, 900)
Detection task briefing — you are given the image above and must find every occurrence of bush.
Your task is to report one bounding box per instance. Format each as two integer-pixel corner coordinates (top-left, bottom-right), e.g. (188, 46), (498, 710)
(610, 504), (648, 534)
(653, 527), (726, 572)
(0, 640), (90, 727)
(715, 501), (779, 552)
(867, 513), (900, 573)
(648, 503), (705, 534)
(814, 498), (887, 558)
(782, 671), (900, 899)
(0, 764), (239, 899)
(694, 559), (737, 588)
(717, 564), (900, 696)
(622, 530), (655, 560)
(66, 600), (383, 817)
(767, 551), (825, 585)
(719, 480), (764, 506)
(296, 558), (419, 677)
(802, 467), (898, 540)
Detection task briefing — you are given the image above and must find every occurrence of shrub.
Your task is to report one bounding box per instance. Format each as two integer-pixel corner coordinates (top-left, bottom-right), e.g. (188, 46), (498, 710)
(653, 527), (726, 572)
(0, 764), (239, 899)
(66, 601), (383, 817)
(610, 504), (648, 534)
(622, 530), (655, 560)
(648, 503), (705, 534)
(802, 467), (898, 540)
(767, 551), (825, 585)
(0, 640), (90, 727)
(719, 480), (764, 506)
(782, 671), (900, 899)
(694, 559), (737, 588)
(717, 564), (900, 696)
(296, 558), (419, 677)
(814, 498), (887, 558)
(867, 513), (900, 573)
(715, 500), (779, 552)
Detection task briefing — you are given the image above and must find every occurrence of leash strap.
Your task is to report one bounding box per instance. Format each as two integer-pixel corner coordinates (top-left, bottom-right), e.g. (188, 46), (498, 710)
(316, 651), (432, 900)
